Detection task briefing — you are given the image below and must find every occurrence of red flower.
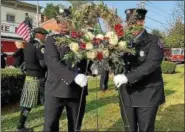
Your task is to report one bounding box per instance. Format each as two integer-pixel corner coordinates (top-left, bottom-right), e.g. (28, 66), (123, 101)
(114, 24), (124, 37)
(71, 31), (83, 38)
(71, 31), (79, 38)
(97, 52), (103, 61)
(79, 43), (86, 49)
(93, 38), (102, 45)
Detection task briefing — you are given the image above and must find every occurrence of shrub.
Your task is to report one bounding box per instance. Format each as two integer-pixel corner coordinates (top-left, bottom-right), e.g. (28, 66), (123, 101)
(161, 61), (177, 74)
(1, 68), (25, 105)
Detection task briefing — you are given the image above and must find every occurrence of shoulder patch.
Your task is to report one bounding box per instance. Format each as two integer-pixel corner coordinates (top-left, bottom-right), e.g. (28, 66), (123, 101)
(158, 38), (164, 48)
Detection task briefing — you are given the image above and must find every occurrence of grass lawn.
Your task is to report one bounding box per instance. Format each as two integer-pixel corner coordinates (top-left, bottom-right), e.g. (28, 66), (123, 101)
(1, 65), (184, 131)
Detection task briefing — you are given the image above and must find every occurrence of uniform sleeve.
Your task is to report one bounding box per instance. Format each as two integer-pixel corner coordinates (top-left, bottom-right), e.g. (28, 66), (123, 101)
(36, 45), (46, 68)
(125, 38), (164, 84)
(12, 49), (21, 57)
(44, 35), (75, 84)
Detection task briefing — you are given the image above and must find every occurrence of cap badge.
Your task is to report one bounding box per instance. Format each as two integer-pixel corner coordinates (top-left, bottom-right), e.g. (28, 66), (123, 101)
(140, 50), (145, 57)
(126, 10), (130, 14)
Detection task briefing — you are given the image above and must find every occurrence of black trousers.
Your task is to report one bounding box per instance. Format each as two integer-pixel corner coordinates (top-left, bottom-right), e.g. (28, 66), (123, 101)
(100, 70), (109, 90)
(119, 102), (159, 132)
(43, 94), (86, 132)
(38, 78), (46, 105)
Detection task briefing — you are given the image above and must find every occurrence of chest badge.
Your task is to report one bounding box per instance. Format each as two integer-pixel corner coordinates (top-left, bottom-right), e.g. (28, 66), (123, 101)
(41, 48), (45, 54)
(140, 51), (145, 57)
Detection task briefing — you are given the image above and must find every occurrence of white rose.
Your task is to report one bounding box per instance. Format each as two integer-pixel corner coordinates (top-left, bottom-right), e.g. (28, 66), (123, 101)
(109, 37), (118, 46)
(69, 42), (79, 53)
(105, 31), (118, 46)
(86, 51), (97, 60)
(105, 31), (115, 38)
(86, 43), (93, 50)
(118, 41), (127, 50)
(102, 50), (109, 58)
(85, 32), (95, 40)
(96, 34), (104, 40)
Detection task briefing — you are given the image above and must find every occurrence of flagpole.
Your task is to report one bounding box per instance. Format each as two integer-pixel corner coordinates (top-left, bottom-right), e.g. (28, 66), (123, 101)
(36, 0), (39, 27)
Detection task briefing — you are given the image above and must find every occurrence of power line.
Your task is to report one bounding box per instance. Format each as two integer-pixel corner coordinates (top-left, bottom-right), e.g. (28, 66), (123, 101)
(146, 16), (166, 25)
(147, 1), (171, 15)
(146, 4), (170, 16)
(147, 8), (165, 16)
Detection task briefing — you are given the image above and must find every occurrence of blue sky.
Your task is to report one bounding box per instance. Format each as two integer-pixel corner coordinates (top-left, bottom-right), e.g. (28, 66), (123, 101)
(23, 1), (177, 33)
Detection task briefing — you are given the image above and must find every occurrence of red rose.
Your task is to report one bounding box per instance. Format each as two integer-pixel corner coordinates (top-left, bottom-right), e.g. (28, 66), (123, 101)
(80, 43), (86, 49)
(116, 30), (124, 37)
(97, 52), (103, 61)
(71, 31), (79, 38)
(93, 38), (102, 45)
(114, 24), (124, 37)
(114, 24), (123, 31)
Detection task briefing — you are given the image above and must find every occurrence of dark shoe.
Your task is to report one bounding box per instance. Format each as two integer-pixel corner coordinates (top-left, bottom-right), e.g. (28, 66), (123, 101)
(17, 127), (34, 132)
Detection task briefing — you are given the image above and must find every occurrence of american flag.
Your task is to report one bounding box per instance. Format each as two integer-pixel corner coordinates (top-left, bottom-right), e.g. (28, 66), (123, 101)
(16, 21), (31, 42)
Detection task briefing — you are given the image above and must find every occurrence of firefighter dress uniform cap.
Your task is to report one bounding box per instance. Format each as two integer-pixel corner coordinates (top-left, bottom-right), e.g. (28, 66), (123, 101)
(33, 27), (49, 35)
(55, 8), (72, 22)
(125, 8), (147, 22)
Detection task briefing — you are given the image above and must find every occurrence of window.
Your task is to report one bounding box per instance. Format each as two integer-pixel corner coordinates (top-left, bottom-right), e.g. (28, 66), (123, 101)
(6, 14), (15, 23)
(171, 49), (181, 55)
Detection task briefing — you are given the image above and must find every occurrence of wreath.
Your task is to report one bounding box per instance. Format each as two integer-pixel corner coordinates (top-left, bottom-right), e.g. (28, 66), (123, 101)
(70, 2), (122, 31)
(55, 3), (144, 74)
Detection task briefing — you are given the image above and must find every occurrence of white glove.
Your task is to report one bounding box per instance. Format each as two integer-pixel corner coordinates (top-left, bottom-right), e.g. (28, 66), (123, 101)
(90, 62), (99, 75)
(74, 74), (88, 87)
(113, 74), (128, 88)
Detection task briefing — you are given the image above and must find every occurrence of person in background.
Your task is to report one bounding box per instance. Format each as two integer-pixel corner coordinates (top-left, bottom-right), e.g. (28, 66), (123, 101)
(16, 27), (48, 132)
(1, 51), (7, 68)
(100, 69), (109, 91)
(12, 41), (25, 68)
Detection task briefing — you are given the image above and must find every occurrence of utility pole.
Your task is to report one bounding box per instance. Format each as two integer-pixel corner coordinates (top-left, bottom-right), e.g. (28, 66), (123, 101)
(139, 1), (146, 9)
(36, 0), (39, 27)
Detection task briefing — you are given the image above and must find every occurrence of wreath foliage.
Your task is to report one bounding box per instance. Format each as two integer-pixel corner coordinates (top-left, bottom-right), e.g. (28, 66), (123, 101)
(69, 2), (123, 30)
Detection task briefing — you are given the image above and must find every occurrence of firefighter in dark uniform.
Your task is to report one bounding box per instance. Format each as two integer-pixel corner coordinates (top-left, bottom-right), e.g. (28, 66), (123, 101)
(100, 69), (109, 91)
(31, 28), (48, 105)
(17, 27), (48, 131)
(43, 9), (91, 132)
(113, 8), (165, 132)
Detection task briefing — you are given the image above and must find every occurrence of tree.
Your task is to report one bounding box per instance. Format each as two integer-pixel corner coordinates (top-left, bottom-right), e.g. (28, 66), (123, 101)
(67, 0), (90, 9)
(163, 1), (184, 48)
(42, 3), (61, 19)
(151, 29), (163, 37)
(173, 1), (184, 20)
(165, 18), (184, 48)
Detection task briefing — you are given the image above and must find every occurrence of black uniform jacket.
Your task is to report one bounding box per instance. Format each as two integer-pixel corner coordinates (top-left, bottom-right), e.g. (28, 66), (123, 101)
(12, 48), (24, 67)
(44, 34), (91, 98)
(24, 39), (46, 78)
(121, 30), (165, 107)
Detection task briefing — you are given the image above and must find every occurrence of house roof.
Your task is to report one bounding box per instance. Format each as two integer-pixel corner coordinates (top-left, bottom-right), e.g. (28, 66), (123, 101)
(40, 18), (60, 33)
(2, 0), (43, 10)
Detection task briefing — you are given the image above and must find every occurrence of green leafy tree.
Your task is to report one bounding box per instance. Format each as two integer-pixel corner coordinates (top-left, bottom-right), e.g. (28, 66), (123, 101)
(164, 1), (184, 48)
(165, 18), (184, 48)
(42, 3), (61, 19)
(67, 0), (90, 9)
(151, 29), (163, 37)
